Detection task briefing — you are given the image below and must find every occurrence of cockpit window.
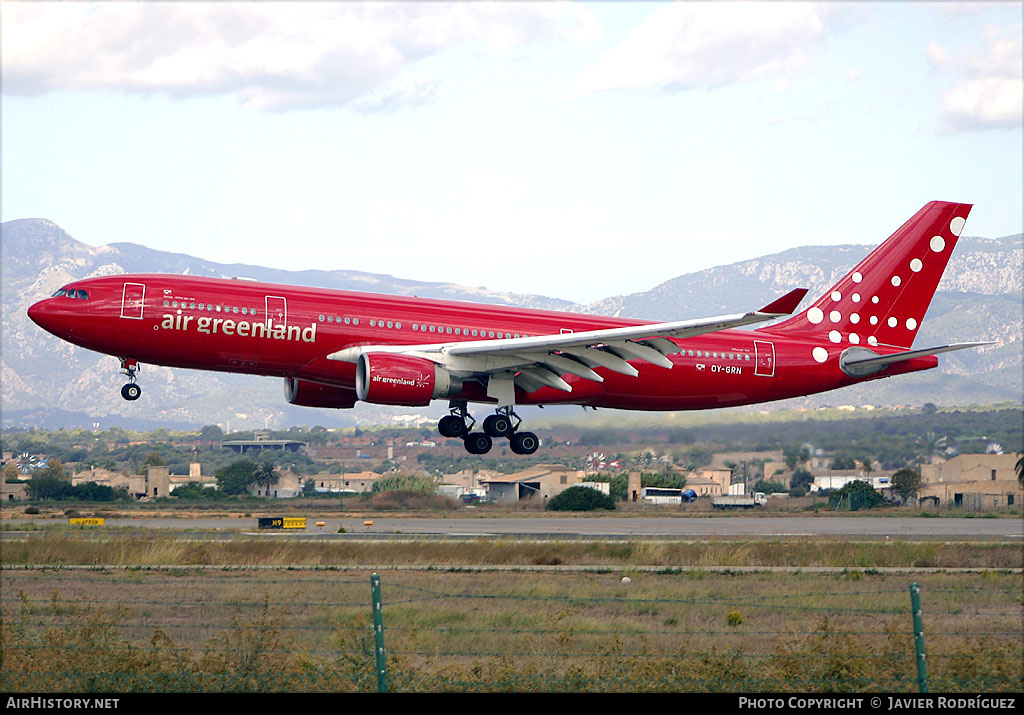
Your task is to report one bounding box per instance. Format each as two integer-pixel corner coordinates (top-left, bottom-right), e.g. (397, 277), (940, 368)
(51, 288), (89, 299)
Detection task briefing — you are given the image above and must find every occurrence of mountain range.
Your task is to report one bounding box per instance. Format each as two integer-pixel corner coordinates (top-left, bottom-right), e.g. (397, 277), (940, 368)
(2, 218), (1021, 430)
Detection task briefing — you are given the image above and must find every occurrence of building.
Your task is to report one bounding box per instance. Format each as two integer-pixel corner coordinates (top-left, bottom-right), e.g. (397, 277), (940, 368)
(918, 454), (1021, 509)
(249, 469), (303, 499)
(312, 471), (379, 493)
(480, 465), (586, 505)
(1, 481), (27, 501)
(810, 471), (892, 495)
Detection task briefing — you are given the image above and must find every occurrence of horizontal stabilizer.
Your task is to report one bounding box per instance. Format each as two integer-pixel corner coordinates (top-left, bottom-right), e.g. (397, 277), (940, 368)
(840, 342), (991, 377)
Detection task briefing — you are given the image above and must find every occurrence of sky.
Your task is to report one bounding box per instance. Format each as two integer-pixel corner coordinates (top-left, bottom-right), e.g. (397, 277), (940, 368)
(3, 2), (1022, 305)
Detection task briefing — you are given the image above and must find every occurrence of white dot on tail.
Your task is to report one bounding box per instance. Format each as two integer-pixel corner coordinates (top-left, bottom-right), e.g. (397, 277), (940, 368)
(807, 307), (824, 324)
(891, 275), (902, 287)
(831, 291), (842, 302)
(906, 318), (918, 330)
(852, 293), (861, 302)
(868, 336), (878, 346)
(950, 216), (965, 236)
(852, 272), (863, 283)
(830, 310), (842, 323)
(813, 347), (828, 363)
(849, 333), (860, 344)
(829, 331), (842, 343)
(930, 235), (946, 253)
(910, 258), (923, 272)
(851, 313), (860, 324)
(888, 317), (898, 328)
(870, 316), (878, 325)
(872, 296), (879, 304)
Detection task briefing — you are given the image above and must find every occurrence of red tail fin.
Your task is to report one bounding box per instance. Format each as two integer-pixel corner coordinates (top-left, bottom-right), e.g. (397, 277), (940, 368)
(764, 201), (972, 350)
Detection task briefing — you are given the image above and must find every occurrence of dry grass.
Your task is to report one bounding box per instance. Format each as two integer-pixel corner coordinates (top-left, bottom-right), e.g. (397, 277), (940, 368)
(1, 533), (1021, 569)
(2, 555), (1021, 693)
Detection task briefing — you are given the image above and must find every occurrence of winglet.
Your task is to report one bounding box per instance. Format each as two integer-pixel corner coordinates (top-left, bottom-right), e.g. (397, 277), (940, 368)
(757, 288), (808, 316)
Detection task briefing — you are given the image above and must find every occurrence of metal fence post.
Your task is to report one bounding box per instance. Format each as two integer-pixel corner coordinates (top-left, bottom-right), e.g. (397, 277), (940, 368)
(371, 572), (388, 693)
(910, 582), (928, 693)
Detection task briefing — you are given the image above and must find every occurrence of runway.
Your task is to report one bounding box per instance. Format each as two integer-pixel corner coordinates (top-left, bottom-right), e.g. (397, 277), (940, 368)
(15, 515), (1019, 539)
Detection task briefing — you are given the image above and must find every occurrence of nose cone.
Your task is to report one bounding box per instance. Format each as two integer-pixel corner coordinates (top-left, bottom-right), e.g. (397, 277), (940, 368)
(27, 297), (69, 339)
(27, 299), (47, 327)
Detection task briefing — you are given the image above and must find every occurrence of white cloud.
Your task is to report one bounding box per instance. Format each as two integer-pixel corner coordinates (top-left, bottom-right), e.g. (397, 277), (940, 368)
(570, 2), (828, 97)
(2, 2), (597, 111)
(937, 24), (1022, 131)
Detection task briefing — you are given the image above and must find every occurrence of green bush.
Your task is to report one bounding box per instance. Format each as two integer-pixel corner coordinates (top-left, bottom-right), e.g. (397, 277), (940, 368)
(546, 486), (616, 512)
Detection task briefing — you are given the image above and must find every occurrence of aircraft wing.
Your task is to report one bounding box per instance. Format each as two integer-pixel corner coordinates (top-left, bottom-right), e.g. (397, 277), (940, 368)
(327, 288), (807, 403)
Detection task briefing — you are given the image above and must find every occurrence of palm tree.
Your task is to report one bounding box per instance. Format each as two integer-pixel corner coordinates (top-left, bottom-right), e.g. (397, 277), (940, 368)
(251, 461), (280, 497)
(1016, 452), (1023, 489)
(916, 432), (948, 465)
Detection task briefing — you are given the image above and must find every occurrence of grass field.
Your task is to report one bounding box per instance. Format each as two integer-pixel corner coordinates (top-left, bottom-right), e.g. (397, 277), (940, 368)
(2, 531), (1021, 693)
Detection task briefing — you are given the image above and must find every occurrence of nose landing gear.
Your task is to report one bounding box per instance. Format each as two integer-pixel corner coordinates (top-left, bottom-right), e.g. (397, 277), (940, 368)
(119, 358), (142, 401)
(436, 402), (539, 455)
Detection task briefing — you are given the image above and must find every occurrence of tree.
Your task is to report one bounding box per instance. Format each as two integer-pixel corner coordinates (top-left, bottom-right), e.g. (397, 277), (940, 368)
(791, 470), (814, 491)
(891, 468), (921, 505)
(36, 458), (66, 481)
(830, 480), (885, 510)
(215, 461), (257, 495)
(3, 462), (22, 482)
(547, 486), (616, 511)
(250, 461), (280, 496)
(372, 474), (436, 494)
(753, 479), (788, 494)
(27, 475), (73, 500)
(200, 425), (224, 448)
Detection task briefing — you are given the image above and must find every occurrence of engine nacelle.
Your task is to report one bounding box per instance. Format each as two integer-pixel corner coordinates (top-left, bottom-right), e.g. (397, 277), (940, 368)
(284, 378), (358, 409)
(355, 353), (462, 406)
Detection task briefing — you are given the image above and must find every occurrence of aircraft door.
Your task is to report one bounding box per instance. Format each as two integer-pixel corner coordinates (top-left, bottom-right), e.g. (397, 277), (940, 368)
(266, 296), (287, 327)
(120, 282), (146, 320)
(753, 340), (775, 377)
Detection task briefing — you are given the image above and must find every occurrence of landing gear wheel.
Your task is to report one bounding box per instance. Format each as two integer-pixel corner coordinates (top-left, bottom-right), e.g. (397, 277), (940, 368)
(121, 383), (142, 401)
(463, 432), (493, 455)
(510, 431), (539, 455)
(438, 414), (468, 438)
(483, 414), (513, 438)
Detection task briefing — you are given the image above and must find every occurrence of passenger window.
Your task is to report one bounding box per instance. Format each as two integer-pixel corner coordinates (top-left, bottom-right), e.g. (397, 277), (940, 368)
(370, 319), (376, 327)
(387, 321), (394, 329)
(352, 318), (359, 325)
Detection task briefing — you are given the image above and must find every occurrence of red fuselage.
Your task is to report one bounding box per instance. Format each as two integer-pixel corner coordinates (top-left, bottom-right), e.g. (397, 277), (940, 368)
(27, 272), (934, 411)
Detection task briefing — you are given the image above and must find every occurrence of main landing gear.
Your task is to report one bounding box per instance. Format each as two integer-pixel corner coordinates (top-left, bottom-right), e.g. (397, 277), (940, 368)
(437, 401), (539, 455)
(119, 358), (142, 401)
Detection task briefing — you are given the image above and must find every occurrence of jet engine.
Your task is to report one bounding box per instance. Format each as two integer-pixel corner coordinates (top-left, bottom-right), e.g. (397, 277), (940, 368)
(355, 353), (462, 406)
(284, 377), (358, 409)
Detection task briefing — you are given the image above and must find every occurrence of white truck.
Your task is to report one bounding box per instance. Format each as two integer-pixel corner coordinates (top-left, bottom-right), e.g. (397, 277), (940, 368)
(711, 492), (767, 509)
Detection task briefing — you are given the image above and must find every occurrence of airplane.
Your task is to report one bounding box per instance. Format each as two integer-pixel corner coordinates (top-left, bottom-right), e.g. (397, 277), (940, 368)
(27, 200), (987, 455)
